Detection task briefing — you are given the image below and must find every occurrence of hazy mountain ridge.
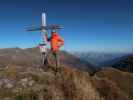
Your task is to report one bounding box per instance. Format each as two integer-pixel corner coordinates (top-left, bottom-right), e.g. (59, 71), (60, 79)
(72, 51), (127, 66)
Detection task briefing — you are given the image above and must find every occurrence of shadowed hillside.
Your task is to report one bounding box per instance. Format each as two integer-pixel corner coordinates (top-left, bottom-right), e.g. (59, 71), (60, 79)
(111, 55), (133, 73)
(93, 68), (133, 100)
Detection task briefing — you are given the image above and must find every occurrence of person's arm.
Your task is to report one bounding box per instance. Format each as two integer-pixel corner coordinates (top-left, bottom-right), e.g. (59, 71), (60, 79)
(58, 36), (64, 46)
(45, 33), (51, 42)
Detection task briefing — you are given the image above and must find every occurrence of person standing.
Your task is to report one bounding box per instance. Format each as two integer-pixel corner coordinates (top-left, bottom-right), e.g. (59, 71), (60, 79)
(45, 31), (64, 70)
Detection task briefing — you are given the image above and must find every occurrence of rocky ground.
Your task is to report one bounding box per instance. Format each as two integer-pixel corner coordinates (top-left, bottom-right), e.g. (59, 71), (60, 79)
(0, 64), (103, 100)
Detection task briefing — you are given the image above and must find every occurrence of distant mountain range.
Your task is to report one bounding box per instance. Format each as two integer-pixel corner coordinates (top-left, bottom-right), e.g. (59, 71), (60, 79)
(72, 51), (128, 66)
(72, 51), (133, 73)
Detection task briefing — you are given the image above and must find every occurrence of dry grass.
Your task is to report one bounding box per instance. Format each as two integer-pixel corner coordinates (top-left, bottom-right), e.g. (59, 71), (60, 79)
(0, 65), (103, 100)
(93, 68), (133, 100)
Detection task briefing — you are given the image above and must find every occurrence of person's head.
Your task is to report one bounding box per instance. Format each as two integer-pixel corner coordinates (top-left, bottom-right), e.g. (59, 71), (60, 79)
(51, 29), (57, 34)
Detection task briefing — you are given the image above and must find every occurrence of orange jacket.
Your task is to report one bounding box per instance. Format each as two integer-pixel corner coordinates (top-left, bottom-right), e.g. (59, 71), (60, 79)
(46, 32), (64, 52)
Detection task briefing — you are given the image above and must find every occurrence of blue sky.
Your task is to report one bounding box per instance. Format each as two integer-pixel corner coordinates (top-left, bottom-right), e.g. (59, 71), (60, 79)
(0, 0), (133, 53)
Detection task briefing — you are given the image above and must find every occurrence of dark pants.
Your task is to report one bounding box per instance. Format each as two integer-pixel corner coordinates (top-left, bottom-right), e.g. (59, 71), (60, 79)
(52, 52), (60, 68)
